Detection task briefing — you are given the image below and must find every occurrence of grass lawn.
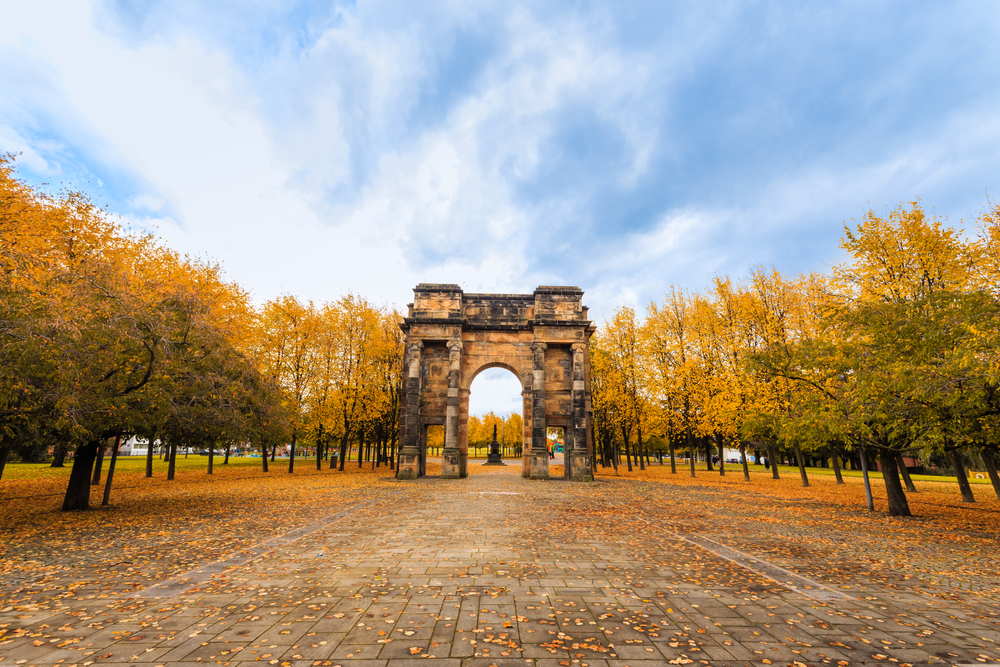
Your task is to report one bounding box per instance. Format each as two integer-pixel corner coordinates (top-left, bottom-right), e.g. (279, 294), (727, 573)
(737, 461), (993, 485)
(635, 457), (993, 485)
(6, 454), (992, 486)
(1, 454), (265, 480)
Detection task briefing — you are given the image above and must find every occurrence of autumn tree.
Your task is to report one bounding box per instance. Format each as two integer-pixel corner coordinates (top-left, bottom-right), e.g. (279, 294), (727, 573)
(258, 296), (317, 473)
(1, 155), (287, 508)
(642, 287), (702, 477)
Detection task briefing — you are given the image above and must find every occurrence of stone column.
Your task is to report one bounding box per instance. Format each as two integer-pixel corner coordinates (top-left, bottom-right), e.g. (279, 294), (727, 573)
(397, 341), (423, 480)
(459, 387), (470, 478)
(521, 387), (533, 478)
(569, 342), (593, 481)
(441, 340), (463, 479)
(529, 342), (549, 479)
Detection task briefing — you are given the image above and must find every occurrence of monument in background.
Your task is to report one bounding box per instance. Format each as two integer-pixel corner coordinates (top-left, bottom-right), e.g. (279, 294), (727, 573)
(396, 284), (596, 482)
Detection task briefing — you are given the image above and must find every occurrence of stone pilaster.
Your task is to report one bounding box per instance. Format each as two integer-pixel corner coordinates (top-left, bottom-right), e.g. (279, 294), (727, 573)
(521, 387), (533, 478)
(568, 343), (593, 481)
(396, 341), (423, 480)
(529, 342), (549, 480)
(441, 340), (464, 479)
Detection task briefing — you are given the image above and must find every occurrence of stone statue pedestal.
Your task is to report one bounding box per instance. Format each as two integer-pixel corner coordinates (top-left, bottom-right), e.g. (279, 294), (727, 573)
(483, 431), (506, 466)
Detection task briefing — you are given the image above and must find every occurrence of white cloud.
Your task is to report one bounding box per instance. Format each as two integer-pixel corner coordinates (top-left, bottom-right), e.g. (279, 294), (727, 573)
(127, 193), (166, 212)
(2, 0), (998, 324)
(0, 125), (54, 174)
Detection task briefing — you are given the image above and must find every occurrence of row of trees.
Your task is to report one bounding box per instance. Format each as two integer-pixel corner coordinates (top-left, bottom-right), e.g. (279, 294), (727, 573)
(0, 155), (404, 510)
(423, 413), (522, 458)
(257, 294), (403, 474)
(468, 411), (522, 458)
(592, 201), (1000, 515)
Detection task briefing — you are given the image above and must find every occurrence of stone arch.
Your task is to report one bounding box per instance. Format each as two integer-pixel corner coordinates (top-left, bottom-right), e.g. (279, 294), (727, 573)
(462, 360), (527, 391)
(396, 284), (596, 482)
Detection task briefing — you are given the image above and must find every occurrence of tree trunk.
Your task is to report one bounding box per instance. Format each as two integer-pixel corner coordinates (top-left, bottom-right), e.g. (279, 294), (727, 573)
(208, 443), (214, 475)
(858, 446), (874, 510)
(339, 433), (349, 471)
(167, 441), (177, 480)
(390, 431), (396, 470)
(704, 438), (714, 471)
(669, 434), (676, 474)
(101, 435), (122, 506)
(145, 432), (155, 478)
(878, 448), (911, 516)
(62, 440), (100, 511)
(288, 433), (297, 473)
(91, 440), (107, 486)
(739, 442), (750, 481)
(622, 423), (633, 472)
(980, 446), (1000, 500)
(637, 421), (645, 471)
(261, 442), (269, 472)
(950, 447), (975, 503)
(224, 442), (231, 464)
(716, 432), (725, 476)
(316, 425), (324, 471)
(357, 436), (364, 468)
(271, 444), (276, 461)
(896, 451), (916, 492)
(767, 442), (780, 479)
(0, 438), (11, 481)
(830, 443), (845, 484)
(793, 442), (809, 487)
(687, 424), (696, 478)
(51, 444), (67, 468)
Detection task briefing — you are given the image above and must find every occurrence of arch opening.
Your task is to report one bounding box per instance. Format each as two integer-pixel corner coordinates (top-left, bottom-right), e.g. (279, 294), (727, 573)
(466, 367), (526, 462)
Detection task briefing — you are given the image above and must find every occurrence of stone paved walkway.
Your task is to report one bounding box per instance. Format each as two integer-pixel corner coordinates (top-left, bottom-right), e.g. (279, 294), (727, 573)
(1, 465), (998, 667)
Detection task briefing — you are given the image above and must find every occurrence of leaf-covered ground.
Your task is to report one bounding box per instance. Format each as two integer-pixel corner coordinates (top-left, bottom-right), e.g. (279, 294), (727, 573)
(0, 458), (997, 666)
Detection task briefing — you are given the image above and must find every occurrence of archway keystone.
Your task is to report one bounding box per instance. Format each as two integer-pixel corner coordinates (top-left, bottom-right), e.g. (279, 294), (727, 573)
(396, 284), (596, 481)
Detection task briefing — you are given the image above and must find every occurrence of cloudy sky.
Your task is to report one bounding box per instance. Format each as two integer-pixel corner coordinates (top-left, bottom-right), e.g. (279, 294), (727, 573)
(3, 1), (1000, 414)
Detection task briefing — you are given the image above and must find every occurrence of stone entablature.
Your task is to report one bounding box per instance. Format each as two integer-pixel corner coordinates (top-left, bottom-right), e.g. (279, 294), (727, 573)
(396, 284), (596, 482)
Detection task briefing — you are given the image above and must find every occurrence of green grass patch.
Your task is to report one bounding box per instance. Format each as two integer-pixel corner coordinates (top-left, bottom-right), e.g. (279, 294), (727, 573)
(1, 454), (265, 480)
(724, 462), (992, 485)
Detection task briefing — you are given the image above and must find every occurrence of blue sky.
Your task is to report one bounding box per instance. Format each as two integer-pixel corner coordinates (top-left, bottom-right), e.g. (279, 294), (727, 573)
(3, 1), (1000, 414)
